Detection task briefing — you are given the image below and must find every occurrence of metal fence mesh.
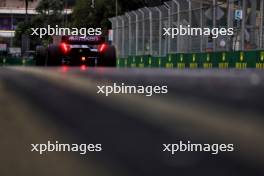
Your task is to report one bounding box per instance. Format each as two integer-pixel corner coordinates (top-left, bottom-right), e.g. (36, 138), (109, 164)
(110, 0), (264, 58)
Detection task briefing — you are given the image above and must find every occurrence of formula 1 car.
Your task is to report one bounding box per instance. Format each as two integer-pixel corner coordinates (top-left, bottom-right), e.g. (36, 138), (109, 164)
(35, 35), (116, 67)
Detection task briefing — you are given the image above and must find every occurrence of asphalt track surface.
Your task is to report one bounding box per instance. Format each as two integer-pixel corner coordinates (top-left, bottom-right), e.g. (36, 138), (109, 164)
(0, 66), (264, 176)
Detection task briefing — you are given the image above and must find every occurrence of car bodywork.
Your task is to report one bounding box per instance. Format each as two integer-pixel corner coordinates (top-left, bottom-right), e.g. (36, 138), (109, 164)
(36, 35), (116, 67)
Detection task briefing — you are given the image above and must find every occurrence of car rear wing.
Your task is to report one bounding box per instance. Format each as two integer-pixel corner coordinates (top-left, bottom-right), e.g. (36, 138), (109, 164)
(61, 36), (105, 45)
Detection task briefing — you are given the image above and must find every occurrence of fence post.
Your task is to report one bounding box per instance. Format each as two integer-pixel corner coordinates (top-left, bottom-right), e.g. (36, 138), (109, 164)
(118, 16), (125, 58)
(200, 2), (204, 52)
(250, 0), (257, 48)
(241, 0), (247, 50)
(132, 11), (139, 56)
(227, 0), (234, 51)
(139, 9), (145, 55)
(145, 7), (153, 56)
(172, 0), (180, 53)
(126, 13), (132, 56)
(164, 2), (171, 54)
(115, 17), (120, 57)
(187, 0), (192, 52)
(213, 0), (216, 51)
(260, 0), (264, 49)
(155, 7), (162, 56)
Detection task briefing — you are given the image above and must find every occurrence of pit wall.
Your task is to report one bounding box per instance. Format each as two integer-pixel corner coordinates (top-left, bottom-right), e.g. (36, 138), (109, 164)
(117, 51), (264, 69)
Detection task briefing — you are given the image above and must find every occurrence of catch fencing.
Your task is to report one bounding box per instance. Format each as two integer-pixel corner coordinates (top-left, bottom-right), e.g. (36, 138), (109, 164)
(109, 0), (264, 59)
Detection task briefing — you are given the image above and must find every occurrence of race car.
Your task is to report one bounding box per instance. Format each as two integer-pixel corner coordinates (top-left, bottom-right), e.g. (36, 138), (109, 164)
(35, 35), (116, 67)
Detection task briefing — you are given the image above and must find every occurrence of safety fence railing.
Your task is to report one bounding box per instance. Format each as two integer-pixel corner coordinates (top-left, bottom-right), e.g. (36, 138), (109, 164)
(109, 0), (264, 59)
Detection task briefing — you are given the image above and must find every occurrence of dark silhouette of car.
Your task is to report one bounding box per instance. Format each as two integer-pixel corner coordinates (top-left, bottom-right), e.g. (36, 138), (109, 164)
(35, 35), (116, 67)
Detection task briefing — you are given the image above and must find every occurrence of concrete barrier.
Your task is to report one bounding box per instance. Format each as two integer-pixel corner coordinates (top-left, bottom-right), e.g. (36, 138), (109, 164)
(117, 50), (264, 69)
(0, 57), (36, 66)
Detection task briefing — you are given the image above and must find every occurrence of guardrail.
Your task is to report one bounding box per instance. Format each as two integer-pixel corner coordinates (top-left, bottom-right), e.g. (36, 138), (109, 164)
(117, 51), (264, 69)
(0, 57), (36, 66)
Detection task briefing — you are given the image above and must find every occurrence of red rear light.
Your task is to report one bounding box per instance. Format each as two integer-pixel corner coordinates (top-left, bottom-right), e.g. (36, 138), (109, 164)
(99, 43), (107, 52)
(61, 42), (70, 54)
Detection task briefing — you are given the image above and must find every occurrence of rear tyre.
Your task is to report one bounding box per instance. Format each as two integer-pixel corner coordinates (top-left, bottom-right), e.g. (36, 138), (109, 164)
(98, 45), (117, 67)
(35, 46), (46, 66)
(46, 45), (61, 66)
